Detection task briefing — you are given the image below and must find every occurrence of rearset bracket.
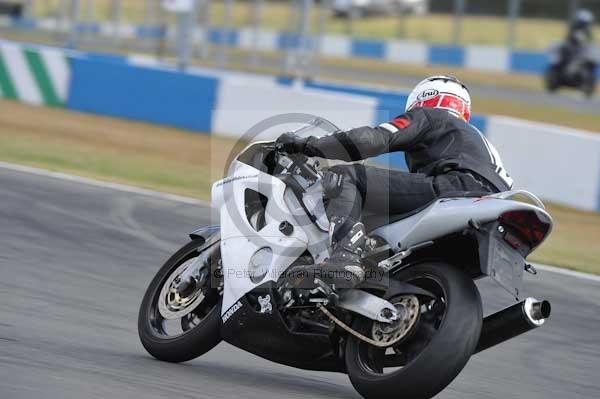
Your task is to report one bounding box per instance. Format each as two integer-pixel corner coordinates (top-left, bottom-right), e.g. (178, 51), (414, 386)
(378, 241), (434, 272)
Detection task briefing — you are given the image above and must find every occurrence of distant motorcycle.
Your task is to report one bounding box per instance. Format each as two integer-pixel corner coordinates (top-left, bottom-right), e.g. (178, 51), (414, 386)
(138, 118), (553, 399)
(545, 42), (598, 97)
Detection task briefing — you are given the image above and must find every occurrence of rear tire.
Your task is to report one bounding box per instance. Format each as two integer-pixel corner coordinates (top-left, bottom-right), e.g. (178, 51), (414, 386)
(581, 64), (596, 98)
(545, 65), (561, 92)
(138, 238), (223, 363)
(345, 262), (482, 399)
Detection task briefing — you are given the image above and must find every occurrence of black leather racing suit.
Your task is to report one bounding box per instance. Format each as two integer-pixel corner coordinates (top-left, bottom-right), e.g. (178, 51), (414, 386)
(560, 20), (593, 65)
(567, 19), (593, 48)
(300, 107), (513, 239)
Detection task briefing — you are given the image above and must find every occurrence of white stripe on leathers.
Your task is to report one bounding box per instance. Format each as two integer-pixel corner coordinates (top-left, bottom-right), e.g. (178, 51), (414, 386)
(379, 122), (399, 133)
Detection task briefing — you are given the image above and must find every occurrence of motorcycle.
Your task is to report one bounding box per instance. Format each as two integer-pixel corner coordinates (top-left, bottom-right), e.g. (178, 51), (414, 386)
(138, 117), (553, 399)
(545, 42), (598, 97)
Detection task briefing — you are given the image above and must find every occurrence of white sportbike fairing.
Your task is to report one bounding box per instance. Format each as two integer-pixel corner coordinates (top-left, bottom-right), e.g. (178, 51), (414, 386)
(212, 159), (330, 314)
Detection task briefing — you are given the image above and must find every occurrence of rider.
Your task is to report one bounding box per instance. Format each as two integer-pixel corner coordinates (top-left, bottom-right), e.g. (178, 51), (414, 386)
(277, 76), (513, 289)
(561, 9), (595, 63)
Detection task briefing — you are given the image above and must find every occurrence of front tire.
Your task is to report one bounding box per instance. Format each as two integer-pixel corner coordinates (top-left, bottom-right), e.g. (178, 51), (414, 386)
(345, 262), (482, 399)
(545, 65), (561, 92)
(138, 238), (223, 363)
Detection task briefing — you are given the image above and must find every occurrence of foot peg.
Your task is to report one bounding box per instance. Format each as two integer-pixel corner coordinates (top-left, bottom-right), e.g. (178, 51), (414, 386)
(314, 278), (339, 304)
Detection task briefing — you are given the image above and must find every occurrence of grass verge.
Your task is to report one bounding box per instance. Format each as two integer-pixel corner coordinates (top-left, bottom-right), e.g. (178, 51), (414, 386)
(0, 99), (239, 199)
(0, 99), (598, 274)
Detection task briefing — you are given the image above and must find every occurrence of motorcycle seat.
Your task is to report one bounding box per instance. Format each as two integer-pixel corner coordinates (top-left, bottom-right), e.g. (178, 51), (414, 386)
(363, 191), (489, 233)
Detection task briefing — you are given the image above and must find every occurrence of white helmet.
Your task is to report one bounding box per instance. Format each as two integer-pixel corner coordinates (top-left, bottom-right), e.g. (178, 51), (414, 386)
(405, 75), (472, 121)
(575, 9), (595, 25)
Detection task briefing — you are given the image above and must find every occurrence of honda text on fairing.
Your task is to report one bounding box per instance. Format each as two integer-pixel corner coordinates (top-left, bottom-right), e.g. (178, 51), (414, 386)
(137, 118), (552, 399)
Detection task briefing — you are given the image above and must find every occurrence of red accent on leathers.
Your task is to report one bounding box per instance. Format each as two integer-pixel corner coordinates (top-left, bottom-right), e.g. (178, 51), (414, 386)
(391, 117), (411, 129)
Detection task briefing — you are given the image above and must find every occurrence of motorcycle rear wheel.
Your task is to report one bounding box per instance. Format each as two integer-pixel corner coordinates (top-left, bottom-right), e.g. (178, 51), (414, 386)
(345, 262), (482, 399)
(581, 64), (596, 98)
(138, 238), (223, 363)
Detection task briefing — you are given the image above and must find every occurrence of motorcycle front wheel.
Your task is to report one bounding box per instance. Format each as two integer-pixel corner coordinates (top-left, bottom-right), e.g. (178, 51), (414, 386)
(545, 65), (561, 92)
(345, 262), (482, 399)
(138, 237), (223, 363)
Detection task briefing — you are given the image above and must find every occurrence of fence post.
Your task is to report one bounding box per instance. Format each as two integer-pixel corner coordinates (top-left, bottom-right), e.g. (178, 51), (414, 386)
(298, 0), (314, 79)
(196, 0), (211, 60)
(22, 0), (33, 18)
(283, 0), (300, 76)
(86, 0), (95, 22)
(175, 0), (198, 71)
(312, 0), (332, 77)
(250, 0), (264, 68)
(346, 5), (357, 35)
(67, 0), (80, 48)
(452, 0), (465, 45)
(57, 0), (71, 40)
(218, 0), (233, 67)
(507, 0), (521, 49)
(142, 0), (155, 51)
(570, 0), (582, 19)
(111, 0), (122, 46)
(144, 0), (152, 26)
(395, 3), (406, 38)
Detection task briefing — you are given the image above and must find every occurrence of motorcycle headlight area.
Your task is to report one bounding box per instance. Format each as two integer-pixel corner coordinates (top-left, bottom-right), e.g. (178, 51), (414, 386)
(249, 247), (273, 283)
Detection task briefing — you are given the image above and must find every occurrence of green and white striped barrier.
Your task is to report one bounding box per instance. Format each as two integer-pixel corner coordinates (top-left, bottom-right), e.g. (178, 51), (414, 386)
(0, 42), (70, 107)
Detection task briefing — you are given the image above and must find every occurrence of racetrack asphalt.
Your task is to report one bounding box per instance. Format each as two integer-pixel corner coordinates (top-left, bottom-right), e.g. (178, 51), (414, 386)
(1, 166), (599, 399)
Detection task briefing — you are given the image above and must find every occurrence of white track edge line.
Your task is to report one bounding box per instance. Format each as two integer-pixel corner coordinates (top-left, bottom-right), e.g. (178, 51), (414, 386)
(1, 161), (599, 283)
(533, 263), (600, 283)
(0, 161), (210, 207)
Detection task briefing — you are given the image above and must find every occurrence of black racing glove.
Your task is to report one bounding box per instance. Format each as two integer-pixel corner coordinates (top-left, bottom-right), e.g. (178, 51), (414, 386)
(321, 170), (344, 198)
(275, 132), (309, 154)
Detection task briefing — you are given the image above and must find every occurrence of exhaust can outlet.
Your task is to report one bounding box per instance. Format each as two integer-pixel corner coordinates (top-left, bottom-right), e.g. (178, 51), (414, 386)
(475, 297), (551, 354)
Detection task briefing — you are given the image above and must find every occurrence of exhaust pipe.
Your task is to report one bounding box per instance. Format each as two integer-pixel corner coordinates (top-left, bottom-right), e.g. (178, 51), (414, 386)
(475, 297), (551, 354)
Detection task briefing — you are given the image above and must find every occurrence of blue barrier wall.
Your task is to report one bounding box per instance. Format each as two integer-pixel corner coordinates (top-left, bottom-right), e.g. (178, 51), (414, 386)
(351, 39), (387, 59)
(510, 51), (549, 74)
(84, 51), (128, 65)
(67, 58), (218, 132)
(277, 32), (302, 50)
(429, 45), (465, 67)
(207, 28), (240, 47)
(136, 25), (166, 39)
(10, 17), (36, 29)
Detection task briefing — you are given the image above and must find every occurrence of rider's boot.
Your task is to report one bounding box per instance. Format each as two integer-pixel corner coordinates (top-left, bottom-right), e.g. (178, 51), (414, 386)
(319, 222), (368, 288)
(287, 222), (368, 290)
